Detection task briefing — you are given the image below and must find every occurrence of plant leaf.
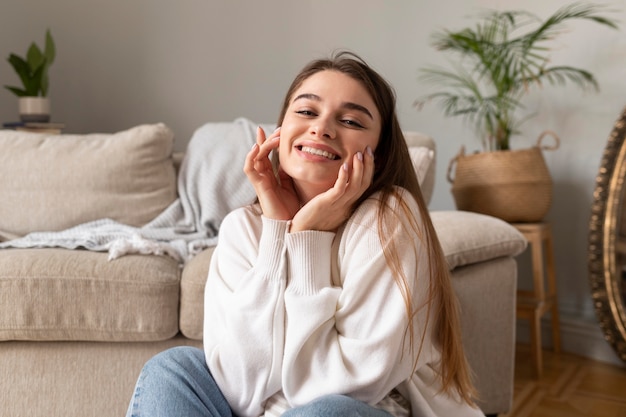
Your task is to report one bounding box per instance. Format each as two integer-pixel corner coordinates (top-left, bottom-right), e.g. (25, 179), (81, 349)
(4, 86), (28, 97)
(30, 63), (46, 96)
(26, 43), (45, 73)
(533, 65), (599, 91)
(7, 54), (39, 96)
(44, 29), (56, 65)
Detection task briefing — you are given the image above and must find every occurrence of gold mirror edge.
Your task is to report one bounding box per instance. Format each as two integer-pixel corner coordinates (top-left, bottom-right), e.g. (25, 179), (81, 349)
(589, 105), (626, 363)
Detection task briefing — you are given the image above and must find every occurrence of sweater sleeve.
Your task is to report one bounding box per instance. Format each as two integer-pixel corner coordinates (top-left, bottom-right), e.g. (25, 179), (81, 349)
(203, 207), (288, 417)
(281, 191), (433, 407)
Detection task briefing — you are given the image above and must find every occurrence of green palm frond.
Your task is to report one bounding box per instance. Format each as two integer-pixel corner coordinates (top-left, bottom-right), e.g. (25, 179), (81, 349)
(418, 2), (618, 150)
(532, 66), (598, 90)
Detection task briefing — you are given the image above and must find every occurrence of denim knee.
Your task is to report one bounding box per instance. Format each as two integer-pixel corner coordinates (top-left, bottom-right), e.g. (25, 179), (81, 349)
(282, 394), (392, 417)
(127, 346), (233, 417)
(145, 346), (203, 371)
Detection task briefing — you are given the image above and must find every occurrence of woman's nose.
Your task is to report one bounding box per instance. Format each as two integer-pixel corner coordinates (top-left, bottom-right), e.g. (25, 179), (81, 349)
(310, 119), (335, 139)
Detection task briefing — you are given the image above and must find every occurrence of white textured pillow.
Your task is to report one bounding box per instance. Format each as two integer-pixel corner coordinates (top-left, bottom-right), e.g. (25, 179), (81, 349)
(403, 131), (436, 205)
(408, 146), (435, 205)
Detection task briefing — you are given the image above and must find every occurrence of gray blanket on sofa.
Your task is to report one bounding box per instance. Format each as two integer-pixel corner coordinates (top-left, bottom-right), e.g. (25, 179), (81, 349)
(0, 117), (274, 263)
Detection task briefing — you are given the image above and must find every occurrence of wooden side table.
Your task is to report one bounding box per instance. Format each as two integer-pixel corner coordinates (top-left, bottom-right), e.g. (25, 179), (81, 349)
(511, 222), (561, 378)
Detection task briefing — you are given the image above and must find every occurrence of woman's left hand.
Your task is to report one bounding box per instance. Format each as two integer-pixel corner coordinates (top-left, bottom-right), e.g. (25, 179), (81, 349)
(290, 146), (375, 233)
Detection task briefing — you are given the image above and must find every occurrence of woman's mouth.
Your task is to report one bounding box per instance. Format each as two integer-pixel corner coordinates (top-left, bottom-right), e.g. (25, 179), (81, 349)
(297, 145), (340, 161)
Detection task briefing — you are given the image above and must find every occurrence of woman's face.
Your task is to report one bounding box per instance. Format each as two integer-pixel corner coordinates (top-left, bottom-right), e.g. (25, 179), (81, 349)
(278, 70), (381, 202)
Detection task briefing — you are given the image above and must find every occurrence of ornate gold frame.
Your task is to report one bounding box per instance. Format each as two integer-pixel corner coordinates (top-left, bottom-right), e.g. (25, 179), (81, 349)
(589, 106), (626, 363)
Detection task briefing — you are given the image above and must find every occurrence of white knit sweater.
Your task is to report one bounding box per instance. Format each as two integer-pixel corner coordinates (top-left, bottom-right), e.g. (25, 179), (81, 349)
(203, 189), (483, 417)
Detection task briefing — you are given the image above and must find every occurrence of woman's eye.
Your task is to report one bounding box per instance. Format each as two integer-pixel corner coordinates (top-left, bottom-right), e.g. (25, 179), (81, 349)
(342, 119), (364, 128)
(296, 110), (315, 116)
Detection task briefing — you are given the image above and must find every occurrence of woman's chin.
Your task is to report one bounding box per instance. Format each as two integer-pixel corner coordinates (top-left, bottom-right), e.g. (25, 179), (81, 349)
(292, 177), (336, 197)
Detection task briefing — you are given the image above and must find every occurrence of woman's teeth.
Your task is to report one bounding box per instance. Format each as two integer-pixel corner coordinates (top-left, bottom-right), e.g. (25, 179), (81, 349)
(299, 146), (338, 160)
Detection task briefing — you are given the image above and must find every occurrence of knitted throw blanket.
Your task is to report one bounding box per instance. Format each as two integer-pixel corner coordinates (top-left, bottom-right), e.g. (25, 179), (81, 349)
(0, 118), (274, 263)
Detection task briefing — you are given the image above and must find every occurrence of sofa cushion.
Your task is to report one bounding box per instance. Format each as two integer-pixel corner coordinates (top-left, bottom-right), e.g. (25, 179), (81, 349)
(431, 211), (527, 270)
(0, 124), (177, 240)
(179, 247), (215, 340)
(0, 248), (180, 342)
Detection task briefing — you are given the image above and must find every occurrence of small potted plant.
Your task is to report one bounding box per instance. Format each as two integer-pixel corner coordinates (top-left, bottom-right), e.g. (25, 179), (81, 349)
(417, 2), (618, 222)
(5, 29), (56, 123)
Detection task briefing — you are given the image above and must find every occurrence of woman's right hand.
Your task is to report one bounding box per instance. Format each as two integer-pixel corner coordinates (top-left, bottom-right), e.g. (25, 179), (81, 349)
(244, 126), (301, 221)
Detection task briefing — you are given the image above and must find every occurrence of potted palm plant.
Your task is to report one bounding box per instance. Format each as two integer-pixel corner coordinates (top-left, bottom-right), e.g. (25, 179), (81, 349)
(417, 2), (618, 222)
(4, 29), (56, 123)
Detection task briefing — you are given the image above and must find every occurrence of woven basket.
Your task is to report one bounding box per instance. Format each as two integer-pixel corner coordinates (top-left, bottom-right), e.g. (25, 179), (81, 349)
(447, 131), (559, 223)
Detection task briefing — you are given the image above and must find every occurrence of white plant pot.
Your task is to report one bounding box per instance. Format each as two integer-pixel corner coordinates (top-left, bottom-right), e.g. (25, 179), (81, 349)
(19, 97), (50, 123)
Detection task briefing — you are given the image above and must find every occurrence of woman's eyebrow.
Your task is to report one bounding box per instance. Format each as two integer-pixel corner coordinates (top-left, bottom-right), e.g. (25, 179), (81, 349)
(293, 93), (374, 120)
(342, 102), (373, 120)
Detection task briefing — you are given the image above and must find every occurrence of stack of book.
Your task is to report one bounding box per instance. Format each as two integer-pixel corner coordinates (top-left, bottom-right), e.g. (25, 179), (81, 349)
(3, 121), (65, 134)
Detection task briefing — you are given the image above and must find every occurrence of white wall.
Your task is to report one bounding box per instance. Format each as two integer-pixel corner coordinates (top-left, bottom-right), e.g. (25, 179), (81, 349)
(2, 0), (626, 364)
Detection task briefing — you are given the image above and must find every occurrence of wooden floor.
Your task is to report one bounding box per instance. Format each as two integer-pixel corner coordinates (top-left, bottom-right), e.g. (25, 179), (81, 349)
(502, 344), (626, 417)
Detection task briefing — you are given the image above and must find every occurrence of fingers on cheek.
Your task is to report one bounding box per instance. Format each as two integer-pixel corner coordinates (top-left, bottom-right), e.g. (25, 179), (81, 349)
(258, 137), (279, 158)
(363, 152), (375, 185)
(244, 148), (256, 170)
(256, 127), (266, 145)
(351, 152), (365, 184)
(335, 163), (349, 189)
(353, 151), (363, 165)
(269, 136), (281, 148)
(248, 143), (259, 159)
(340, 162), (349, 181)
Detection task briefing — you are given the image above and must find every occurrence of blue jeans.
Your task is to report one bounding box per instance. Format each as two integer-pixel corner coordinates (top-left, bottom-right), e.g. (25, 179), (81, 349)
(126, 346), (393, 417)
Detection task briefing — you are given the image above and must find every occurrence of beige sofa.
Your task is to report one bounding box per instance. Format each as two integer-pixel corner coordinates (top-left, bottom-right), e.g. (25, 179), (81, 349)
(0, 123), (526, 417)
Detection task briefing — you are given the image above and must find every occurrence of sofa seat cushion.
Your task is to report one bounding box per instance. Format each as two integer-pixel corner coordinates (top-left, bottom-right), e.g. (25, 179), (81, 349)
(0, 124), (177, 240)
(0, 248), (180, 342)
(179, 247), (215, 340)
(431, 211), (527, 270)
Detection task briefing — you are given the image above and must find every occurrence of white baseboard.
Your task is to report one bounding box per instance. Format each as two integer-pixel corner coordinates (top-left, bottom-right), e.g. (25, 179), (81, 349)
(516, 311), (625, 367)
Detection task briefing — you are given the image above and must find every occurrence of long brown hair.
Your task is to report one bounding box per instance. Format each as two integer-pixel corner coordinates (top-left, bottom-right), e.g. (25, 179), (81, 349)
(275, 51), (477, 404)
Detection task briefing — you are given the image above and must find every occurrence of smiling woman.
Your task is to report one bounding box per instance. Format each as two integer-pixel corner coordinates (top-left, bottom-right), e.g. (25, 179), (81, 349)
(125, 51), (483, 417)
(271, 70), (381, 209)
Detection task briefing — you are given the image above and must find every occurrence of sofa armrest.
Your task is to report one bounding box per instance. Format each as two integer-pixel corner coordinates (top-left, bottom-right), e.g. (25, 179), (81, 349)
(431, 210), (525, 414)
(431, 210), (527, 270)
(451, 257), (518, 414)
